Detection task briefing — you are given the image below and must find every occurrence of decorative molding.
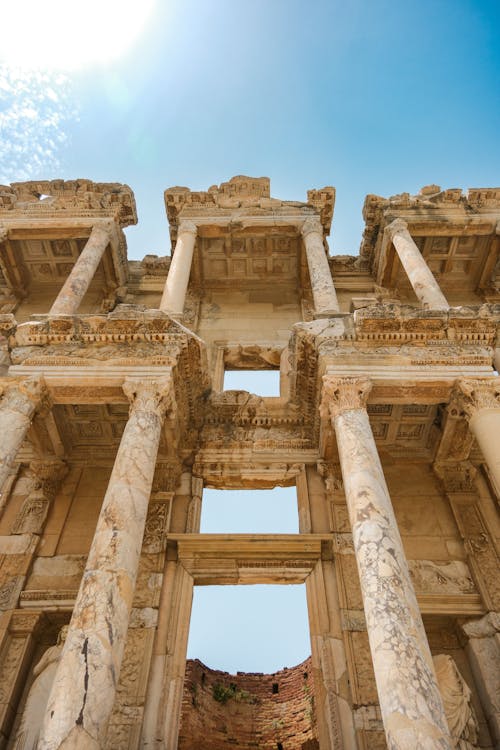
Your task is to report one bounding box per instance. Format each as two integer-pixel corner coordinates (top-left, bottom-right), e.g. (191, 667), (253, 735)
(320, 375), (372, 419)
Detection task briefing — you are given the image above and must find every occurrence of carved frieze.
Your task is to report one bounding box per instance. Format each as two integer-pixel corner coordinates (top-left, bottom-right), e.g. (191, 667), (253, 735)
(408, 560), (476, 596)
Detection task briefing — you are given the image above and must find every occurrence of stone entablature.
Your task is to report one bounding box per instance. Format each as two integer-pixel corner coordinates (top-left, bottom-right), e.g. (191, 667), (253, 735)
(0, 179), (137, 227)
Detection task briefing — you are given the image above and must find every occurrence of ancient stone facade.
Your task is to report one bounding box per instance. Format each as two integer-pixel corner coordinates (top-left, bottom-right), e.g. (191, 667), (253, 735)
(0, 175), (498, 749)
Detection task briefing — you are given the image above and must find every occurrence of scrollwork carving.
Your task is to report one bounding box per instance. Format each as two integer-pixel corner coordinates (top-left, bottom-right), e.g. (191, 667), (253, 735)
(320, 376), (372, 420)
(123, 376), (175, 420)
(454, 378), (500, 420)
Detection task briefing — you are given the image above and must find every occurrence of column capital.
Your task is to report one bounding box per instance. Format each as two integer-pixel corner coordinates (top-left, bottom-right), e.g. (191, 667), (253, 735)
(301, 216), (323, 238)
(1, 375), (50, 412)
(123, 376), (175, 420)
(29, 458), (68, 494)
(386, 218), (409, 239)
(178, 220), (197, 237)
(320, 375), (372, 419)
(454, 377), (500, 420)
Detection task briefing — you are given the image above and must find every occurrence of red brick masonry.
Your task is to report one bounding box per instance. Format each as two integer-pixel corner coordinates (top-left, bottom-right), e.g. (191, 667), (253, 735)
(178, 656), (319, 750)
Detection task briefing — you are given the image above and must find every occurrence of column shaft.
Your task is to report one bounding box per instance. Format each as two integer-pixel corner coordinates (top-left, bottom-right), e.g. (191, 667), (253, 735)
(49, 224), (112, 315)
(160, 221), (197, 315)
(387, 219), (449, 309)
(302, 218), (339, 316)
(0, 377), (47, 496)
(322, 377), (452, 749)
(40, 377), (174, 749)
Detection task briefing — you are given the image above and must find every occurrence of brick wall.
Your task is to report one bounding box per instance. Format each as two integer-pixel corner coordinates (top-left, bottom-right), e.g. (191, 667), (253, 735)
(178, 657), (319, 750)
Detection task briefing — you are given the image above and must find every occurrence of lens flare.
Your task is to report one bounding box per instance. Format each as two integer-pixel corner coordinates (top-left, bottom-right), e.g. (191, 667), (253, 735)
(0, 0), (156, 70)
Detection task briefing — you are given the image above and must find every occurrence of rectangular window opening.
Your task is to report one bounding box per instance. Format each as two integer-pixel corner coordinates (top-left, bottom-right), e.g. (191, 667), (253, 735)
(200, 487), (299, 534)
(223, 368), (280, 397)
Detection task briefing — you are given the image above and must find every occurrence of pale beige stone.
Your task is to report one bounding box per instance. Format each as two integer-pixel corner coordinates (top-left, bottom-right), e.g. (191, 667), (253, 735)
(159, 221), (197, 315)
(301, 217), (339, 316)
(322, 375), (453, 749)
(386, 218), (450, 309)
(0, 177), (498, 749)
(49, 223), (113, 316)
(39, 377), (174, 749)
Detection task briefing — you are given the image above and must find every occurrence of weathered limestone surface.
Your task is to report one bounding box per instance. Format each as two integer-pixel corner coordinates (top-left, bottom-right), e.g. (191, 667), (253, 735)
(322, 376), (452, 749)
(0, 376), (47, 496)
(160, 221), (197, 315)
(386, 219), (450, 310)
(39, 377), (174, 749)
(302, 217), (340, 316)
(49, 223), (113, 315)
(0, 177), (499, 750)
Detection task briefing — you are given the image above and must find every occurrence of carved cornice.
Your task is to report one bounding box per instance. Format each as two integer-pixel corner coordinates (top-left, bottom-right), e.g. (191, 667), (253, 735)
(0, 179), (137, 227)
(320, 376), (372, 419)
(361, 186), (500, 265)
(454, 378), (500, 420)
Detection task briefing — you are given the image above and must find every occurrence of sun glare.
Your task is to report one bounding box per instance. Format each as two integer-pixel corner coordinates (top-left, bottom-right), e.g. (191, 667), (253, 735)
(0, 0), (156, 70)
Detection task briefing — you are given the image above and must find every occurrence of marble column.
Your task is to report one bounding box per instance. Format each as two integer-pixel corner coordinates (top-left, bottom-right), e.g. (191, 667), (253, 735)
(456, 378), (500, 496)
(321, 375), (452, 749)
(49, 222), (113, 316)
(160, 220), (197, 315)
(386, 219), (449, 310)
(301, 217), (340, 316)
(0, 376), (48, 498)
(39, 376), (174, 750)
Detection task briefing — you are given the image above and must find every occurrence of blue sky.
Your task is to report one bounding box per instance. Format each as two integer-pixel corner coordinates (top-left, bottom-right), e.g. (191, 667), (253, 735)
(1, 0), (499, 672)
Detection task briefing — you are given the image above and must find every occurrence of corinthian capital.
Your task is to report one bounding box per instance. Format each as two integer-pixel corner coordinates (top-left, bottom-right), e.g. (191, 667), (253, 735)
(123, 376), (175, 420)
(1, 375), (50, 414)
(320, 376), (372, 419)
(454, 378), (500, 420)
(301, 217), (323, 238)
(178, 220), (197, 237)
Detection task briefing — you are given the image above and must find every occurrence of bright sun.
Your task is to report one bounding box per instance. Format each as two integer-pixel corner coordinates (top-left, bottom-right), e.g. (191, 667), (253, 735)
(0, 0), (156, 70)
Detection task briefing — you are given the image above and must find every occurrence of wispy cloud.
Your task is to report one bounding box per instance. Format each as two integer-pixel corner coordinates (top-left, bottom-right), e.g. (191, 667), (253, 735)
(0, 65), (79, 184)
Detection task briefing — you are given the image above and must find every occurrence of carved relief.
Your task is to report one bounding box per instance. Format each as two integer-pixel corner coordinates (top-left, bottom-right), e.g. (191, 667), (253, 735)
(142, 500), (171, 554)
(408, 560), (476, 595)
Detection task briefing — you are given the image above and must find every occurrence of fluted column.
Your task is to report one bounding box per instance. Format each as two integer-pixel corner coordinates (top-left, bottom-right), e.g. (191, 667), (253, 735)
(40, 376), (175, 750)
(321, 376), (452, 749)
(160, 220), (197, 315)
(386, 219), (449, 309)
(0, 376), (48, 497)
(49, 223), (113, 315)
(455, 378), (500, 495)
(301, 217), (339, 316)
